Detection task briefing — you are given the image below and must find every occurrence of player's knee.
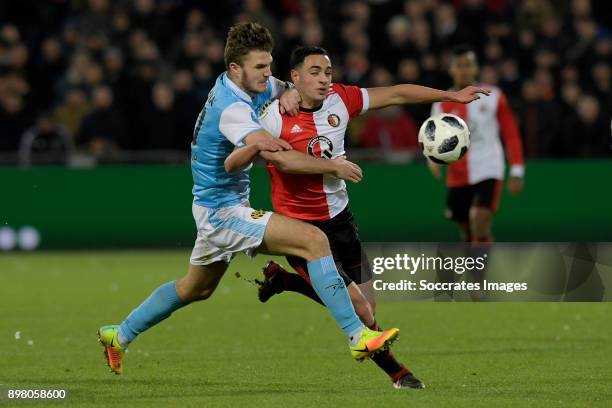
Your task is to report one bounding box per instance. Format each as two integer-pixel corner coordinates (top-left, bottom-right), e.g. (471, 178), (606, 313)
(470, 207), (491, 222)
(183, 287), (215, 302)
(300, 226), (330, 260)
(194, 288), (215, 301)
(176, 278), (216, 303)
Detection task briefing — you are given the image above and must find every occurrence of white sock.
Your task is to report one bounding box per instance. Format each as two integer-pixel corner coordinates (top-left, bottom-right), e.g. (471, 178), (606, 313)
(348, 327), (364, 346)
(117, 331), (129, 348)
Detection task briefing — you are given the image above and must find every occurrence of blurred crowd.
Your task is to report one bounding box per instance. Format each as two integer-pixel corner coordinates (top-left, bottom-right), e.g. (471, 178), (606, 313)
(0, 0), (610, 164)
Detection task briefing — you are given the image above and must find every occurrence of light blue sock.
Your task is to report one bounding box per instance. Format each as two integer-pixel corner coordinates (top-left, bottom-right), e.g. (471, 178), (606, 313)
(307, 256), (364, 337)
(118, 280), (185, 345)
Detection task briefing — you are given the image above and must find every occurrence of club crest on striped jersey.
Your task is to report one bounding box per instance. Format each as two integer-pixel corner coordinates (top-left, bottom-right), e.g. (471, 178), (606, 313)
(250, 209), (266, 219)
(307, 136), (333, 159)
(327, 113), (340, 127)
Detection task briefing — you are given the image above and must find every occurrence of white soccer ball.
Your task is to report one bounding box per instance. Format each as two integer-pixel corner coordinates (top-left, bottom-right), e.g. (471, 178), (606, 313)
(418, 113), (470, 164)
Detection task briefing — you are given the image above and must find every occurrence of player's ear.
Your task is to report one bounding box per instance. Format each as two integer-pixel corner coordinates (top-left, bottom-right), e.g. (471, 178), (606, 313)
(290, 69), (299, 84)
(228, 61), (242, 76)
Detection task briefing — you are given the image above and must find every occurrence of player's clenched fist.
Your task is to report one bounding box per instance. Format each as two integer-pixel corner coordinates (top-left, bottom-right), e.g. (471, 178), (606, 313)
(331, 157), (363, 183)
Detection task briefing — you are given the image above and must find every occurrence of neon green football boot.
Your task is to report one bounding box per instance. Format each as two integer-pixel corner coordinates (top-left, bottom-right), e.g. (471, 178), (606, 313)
(97, 325), (126, 374)
(350, 327), (399, 361)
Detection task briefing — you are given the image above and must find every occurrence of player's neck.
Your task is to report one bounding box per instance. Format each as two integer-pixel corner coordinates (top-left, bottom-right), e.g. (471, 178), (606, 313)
(300, 97), (323, 111)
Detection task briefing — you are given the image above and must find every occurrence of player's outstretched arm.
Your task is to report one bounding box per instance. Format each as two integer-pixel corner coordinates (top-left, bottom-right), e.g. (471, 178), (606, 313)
(261, 150), (363, 183)
(225, 145), (363, 183)
(367, 84), (491, 110)
(225, 127), (362, 182)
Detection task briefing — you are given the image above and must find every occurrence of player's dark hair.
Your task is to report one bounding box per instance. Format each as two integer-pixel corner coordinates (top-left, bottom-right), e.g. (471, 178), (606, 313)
(289, 46), (329, 69)
(451, 44), (477, 59)
(224, 22), (274, 69)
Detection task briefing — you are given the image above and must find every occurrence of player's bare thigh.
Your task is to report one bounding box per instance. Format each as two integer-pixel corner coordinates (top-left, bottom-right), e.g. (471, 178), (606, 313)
(175, 261), (228, 303)
(258, 213), (330, 261)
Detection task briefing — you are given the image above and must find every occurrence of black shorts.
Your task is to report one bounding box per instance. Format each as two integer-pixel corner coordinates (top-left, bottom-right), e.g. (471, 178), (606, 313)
(286, 206), (373, 286)
(446, 179), (502, 222)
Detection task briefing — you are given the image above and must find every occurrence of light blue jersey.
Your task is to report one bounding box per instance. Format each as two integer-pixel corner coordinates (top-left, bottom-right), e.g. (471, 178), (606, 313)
(191, 73), (286, 208)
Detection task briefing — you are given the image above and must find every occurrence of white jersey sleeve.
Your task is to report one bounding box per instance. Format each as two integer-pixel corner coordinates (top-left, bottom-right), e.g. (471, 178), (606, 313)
(258, 99), (283, 139)
(360, 88), (370, 114)
(268, 76), (289, 100)
(218, 102), (263, 146)
(431, 101), (442, 116)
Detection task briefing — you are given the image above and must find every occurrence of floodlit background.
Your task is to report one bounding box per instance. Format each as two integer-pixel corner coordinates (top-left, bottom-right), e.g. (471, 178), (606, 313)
(1, 3), (611, 406)
(1, 0), (611, 249)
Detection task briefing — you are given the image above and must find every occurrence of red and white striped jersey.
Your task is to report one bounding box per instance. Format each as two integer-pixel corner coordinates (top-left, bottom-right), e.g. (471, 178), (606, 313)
(258, 83), (369, 221)
(431, 85), (524, 187)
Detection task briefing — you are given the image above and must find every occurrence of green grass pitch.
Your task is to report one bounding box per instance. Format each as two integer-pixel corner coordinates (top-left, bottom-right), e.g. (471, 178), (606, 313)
(1, 251), (611, 407)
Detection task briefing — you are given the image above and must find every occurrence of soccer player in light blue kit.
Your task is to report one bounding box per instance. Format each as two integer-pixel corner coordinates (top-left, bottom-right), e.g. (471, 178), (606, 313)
(98, 22), (399, 374)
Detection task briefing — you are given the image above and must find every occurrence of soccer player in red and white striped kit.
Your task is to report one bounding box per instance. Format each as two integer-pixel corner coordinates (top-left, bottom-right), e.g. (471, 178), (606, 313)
(225, 46), (488, 388)
(429, 45), (525, 243)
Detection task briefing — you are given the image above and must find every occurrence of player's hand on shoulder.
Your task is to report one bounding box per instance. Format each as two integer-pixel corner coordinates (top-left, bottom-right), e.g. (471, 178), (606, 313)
(279, 88), (301, 116)
(507, 176), (524, 196)
(449, 86), (491, 104)
(331, 156), (363, 183)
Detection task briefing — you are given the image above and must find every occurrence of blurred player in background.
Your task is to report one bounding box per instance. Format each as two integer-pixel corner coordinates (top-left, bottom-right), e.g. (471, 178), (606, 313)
(429, 45), (525, 244)
(97, 23), (399, 375)
(225, 46), (488, 388)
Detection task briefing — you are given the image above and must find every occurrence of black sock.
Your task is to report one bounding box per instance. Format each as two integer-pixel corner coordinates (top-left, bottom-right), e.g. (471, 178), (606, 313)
(368, 322), (406, 379)
(281, 273), (324, 305)
(371, 349), (407, 380)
